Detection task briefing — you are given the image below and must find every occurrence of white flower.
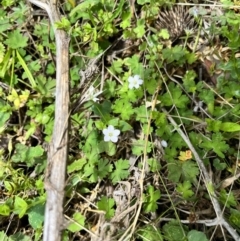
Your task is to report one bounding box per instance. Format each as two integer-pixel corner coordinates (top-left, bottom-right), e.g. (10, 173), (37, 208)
(87, 85), (102, 102)
(128, 75), (143, 89)
(193, 101), (203, 112)
(161, 140), (168, 148)
(103, 125), (120, 143)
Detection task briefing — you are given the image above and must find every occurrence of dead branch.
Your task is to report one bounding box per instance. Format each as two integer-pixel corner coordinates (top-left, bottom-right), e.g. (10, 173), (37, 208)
(28, 1), (70, 241)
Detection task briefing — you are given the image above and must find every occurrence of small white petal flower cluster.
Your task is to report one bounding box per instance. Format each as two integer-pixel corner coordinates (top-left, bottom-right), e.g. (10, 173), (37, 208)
(103, 125), (120, 143)
(128, 75), (143, 89)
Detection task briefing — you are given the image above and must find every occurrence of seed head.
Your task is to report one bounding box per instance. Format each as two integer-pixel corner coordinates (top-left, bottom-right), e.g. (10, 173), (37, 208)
(157, 6), (196, 41)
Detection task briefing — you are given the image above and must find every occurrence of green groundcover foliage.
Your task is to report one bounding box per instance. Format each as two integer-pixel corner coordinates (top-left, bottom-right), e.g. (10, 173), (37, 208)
(0, 0), (240, 240)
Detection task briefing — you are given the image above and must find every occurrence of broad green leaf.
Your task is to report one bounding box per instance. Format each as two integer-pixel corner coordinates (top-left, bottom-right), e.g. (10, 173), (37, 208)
(159, 29), (170, 39)
(182, 161), (199, 182)
(133, 19), (145, 38)
(70, 0), (100, 17)
(14, 196), (28, 218)
(187, 230), (209, 241)
(0, 204), (10, 216)
(67, 158), (87, 173)
(220, 122), (240, 132)
(110, 159), (130, 184)
(12, 144), (44, 167)
(4, 29), (28, 49)
(98, 140), (116, 156)
(9, 233), (31, 241)
(27, 203), (45, 229)
(67, 212), (85, 232)
(137, 224), (163, 240)
(176, 181), (194, 199)
(143, 185), (161, 212)
(97, 196), (115, 220)
(163, 220), (188, 241)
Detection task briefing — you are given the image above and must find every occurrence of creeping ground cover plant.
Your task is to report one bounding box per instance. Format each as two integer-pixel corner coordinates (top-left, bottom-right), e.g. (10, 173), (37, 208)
(1, 0), (240, 240)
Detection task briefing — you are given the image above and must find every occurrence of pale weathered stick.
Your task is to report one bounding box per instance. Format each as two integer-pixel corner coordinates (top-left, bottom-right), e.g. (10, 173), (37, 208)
(163, 109), (240, 241)
(28, 1), (70, 241)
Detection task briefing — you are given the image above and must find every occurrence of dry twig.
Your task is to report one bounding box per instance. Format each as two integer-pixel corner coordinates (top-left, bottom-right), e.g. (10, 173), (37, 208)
(28, 1), (70, 241)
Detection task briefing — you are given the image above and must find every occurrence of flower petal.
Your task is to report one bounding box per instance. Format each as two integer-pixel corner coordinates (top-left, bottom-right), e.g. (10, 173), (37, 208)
(113, 129), (120, 136)
(128, 76), (134, 83)
(108, 125), (115, 131)
(111, 136), (118, 143)
(138, 78), (143, 84)
(134, 75), (140, 80)
(104, 135), (111, 142)
(103, 129), (108, 135)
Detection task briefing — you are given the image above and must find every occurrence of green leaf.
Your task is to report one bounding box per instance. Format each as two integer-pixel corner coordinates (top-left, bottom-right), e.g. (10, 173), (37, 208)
(158, 29), (170, 39)
(0, 109), (11, 127)
(97, 196), (115, 220)
(0, 18), (11, 33)
(70, 0), (100, 17)
(110, 159), (130, 184)
(163, 220), (188, 241)
(112, 99), (135, 120)
(162, 46), (187, 64)
(11, 144), (44, 167)
(137, 0), (151, 4)
(160, 83), (189, 108)
(132, 140), (152, 156)
(187, 230), (209, 241)
(110, 59), (123, 74)
(229, 209), (240, 228)
(176, 181), (194, 199)
(0, 231), (8, 241)
(124, 54), (144, 74)
(119, 120), (132, 132)
(14, 196), (28, 218)
(27, 203), (45, 229)
(135, 105), (149, 123)
(148, 158), (161, 172)
(0, 204), (10, 216)
(98, 140), (116, 156)
(4, 29), (28, 49)
(143, 185), (161, 212)
(182, 70), (197, 93)
(167, 160), (182, 183)
(213, 159), (227, 171)
(199, 133), (229, 158)
(182, 161), (199, 182)
(97, 159), (113, 179)
(220, 122), (240, 132)
(9, 233), (31, 241)
(92, 100), (111, 118)
(55, 17), (71, 31)
(17, 50), (37, 89)
(120, 10), (131, 29)
(67, 158), (87, 173)
(219, 189), (237, 208)
(137, 224), (163, 240)
(67, 212), (85, 232)
(206, 119), (222, 132)
(133, 19), (145, 38)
